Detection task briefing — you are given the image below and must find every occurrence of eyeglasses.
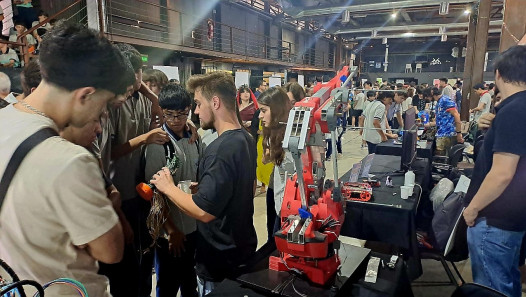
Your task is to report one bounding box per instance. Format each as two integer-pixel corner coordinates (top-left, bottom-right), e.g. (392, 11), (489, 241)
(163, 112), (189, 121)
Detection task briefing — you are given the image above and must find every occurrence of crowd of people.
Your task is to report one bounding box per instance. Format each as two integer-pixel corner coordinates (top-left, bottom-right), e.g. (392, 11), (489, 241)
(0, 20), (525, 297)
(0, 1), (55, 68)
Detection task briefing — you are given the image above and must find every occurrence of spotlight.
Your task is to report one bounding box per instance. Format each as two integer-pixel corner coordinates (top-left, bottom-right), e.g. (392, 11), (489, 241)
(391, 12), (397, 19)
(297, 26), (301, 31)
(464, 9), (471, 15)
(439, 1), (449, 15)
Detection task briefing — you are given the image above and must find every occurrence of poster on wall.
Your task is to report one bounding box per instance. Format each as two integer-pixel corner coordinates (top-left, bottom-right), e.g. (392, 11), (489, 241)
(396, 79), (405, 84)
(153, 66), (179, 81)
(298, 75), (305, 88)
(375, 62), (382, 69)
(269, 76), (282, 87)
(235, 71), (250, 88)
(376, 78), (383, 85)
(433, 79), (440, 87)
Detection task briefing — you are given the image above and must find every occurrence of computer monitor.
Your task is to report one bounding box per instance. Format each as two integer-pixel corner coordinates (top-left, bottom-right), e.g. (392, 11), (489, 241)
(404, 107), (416, 132)
(400, 131), (417, 172)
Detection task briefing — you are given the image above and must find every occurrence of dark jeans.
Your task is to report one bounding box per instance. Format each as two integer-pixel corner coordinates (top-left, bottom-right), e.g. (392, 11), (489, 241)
(99, 198), (154, 297)
(366, 141), (377, 154)
(326, 118), (345, 159)
(265, 188), (276, 242)
(155, 233), (198, 297)
(15, 6), (37, 30)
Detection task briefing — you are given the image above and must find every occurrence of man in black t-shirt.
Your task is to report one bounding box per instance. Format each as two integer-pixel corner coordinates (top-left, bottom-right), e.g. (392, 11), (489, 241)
(151, 72), (257, 296)
(412, 87), (426, 112)
(463, 45), (526, 297)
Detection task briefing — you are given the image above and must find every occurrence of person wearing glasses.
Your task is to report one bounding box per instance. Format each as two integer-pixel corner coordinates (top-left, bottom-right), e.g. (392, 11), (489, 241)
(143, 84), (204, 297)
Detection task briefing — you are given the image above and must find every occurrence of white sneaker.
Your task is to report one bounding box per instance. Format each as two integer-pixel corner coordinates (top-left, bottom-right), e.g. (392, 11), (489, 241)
(337, 153), (343, 159)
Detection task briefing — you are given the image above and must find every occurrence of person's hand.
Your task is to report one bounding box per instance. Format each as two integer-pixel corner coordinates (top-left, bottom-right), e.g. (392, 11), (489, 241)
(167, 229), (186, 257)
(381, 134), (388, 142)
(478, 113), (495, 130)
(150, 167), (175, 195)
(120, 216), (134, 245)
(186, 121), (198, 144)
(145, 128), (169, 145)
(257, 129), (262, 135)
(456, 133), (464, 144)
(244, 121), (252, 128)
(463, 205), (478, 227)
(469, 109), (474, 114)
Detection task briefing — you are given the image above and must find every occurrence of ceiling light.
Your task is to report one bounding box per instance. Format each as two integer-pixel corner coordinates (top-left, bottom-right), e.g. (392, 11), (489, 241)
(345, 45), (349, 48)
(464, 9), (471, 15)
(439, 2), (449, 15)
(297, 26), (301, 31)
(391, 12), (397, 19)
(402, 32), (415, 37)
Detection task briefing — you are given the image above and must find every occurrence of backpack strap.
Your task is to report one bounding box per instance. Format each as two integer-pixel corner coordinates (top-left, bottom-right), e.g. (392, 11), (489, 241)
(0, 128), (58, 208)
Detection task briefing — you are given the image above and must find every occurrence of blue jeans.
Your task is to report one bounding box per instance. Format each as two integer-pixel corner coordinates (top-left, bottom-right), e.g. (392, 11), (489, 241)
(467, 218), (525, 297)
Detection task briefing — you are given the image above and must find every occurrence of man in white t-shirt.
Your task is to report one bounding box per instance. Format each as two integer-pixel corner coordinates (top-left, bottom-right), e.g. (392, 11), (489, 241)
(0, 24), (129, 297)
(360, 91), (397, 154)
(470, 83), (492, 122)
(439, 78), (454, 99)
(351, 89), (366, 126)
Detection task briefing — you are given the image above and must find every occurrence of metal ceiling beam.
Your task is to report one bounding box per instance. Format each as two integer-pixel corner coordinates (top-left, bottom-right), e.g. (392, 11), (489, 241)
(349, 28), (501, 40)
(287, 0), (476, 18)
(335, 20), (502, 35)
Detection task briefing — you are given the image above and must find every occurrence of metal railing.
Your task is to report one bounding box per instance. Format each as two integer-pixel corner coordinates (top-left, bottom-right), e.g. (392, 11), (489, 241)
(104, 0), (334, 69)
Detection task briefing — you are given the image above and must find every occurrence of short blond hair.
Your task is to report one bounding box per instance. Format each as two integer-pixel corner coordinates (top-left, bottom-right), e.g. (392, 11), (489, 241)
(186, 72), (237, 112)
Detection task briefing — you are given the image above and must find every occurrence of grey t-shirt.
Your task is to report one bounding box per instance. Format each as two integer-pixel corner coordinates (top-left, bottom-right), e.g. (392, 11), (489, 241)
(362, 100), (387, 144)
(354, 93), (366, 110)
(109, 92), (152, 201)
(0, 48), (19, 66)
(144, 128), (204, 235)
(474, 92), (492, 121)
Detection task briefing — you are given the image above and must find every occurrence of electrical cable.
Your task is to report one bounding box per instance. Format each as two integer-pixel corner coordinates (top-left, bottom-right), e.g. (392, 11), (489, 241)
(0, 280), (43, 297)
(0, 258), (26, 297)
(414, 183), (423, 210)
(291, 276), (308, 297)
(34, 278), (88, 297)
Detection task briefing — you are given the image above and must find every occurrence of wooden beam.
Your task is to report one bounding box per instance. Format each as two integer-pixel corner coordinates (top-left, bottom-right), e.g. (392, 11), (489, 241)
(500, 0), (526, 52)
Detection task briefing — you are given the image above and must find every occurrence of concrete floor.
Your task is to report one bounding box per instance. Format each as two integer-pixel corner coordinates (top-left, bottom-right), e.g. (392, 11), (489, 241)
(153, 129), (525, 297)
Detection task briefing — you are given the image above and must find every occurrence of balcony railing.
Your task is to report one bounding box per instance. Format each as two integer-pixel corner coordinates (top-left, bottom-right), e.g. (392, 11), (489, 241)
(104, 0), (334, 69)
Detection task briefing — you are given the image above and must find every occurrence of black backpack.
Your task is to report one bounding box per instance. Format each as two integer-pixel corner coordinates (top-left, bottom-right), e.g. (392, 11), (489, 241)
(431, 192), (469, 261)
(0, 128), (58, 208)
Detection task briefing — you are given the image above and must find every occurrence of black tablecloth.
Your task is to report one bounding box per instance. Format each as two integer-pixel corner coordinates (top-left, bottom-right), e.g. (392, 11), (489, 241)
(351, 252), (414, 297)
(209, 249), (414, 297)
(375, 139), (433, 159)
(233, 243), (370, 297)
(340, 155), (430, 280)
